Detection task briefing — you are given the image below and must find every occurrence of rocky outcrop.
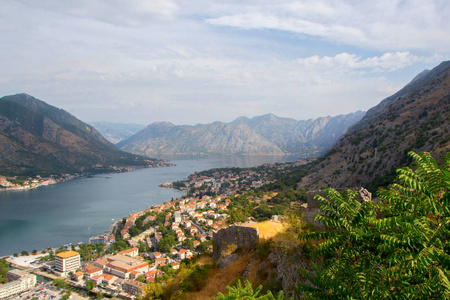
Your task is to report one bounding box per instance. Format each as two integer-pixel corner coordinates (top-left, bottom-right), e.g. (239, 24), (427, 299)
(212, 225), (259, 263)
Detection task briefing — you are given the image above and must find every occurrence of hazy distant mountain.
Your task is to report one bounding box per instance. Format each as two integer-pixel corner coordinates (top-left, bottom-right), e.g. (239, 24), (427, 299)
(89, 121), (145, 144)
(117, 112), (365, 156)
(0, 94), (156, 176)
(301, 60), (450, 191)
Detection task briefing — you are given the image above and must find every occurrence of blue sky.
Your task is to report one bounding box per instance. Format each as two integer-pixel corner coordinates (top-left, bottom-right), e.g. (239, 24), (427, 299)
(0, 0), (448, 125)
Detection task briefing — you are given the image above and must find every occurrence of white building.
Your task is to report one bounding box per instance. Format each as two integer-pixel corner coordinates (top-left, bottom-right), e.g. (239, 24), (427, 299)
(0, 271), (36, 299)
(55, 250), (81, 276)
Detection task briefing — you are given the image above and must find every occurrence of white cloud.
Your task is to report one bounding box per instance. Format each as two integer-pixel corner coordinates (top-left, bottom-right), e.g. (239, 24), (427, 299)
(296, 52), (422, 72)
(26, 0), (179, 25)
(206, 0), (450, 52)
(0, 0), (447, 125)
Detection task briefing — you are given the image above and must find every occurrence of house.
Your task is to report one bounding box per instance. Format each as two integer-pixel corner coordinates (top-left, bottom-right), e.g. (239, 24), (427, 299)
(119, 247), (139, 257)
(145, 270), (164, 282)
(84, 265), (103, 280)
(71, 271), (84, 282)
(196, 234), (207, 242)
(177, 249), (187, 260)
(93, 258), (108, 270)
(122, 279), (146, 296)
(171, 262), (180, 270)
(120, 229), (130, 239)
(154, 258), (166, 267)
(90, 275), (103, 286)
(129, 271), (139, 280)
(101, 274), (117, 286)
(109, 234), (116, 244)
(174, 211), (182, 223)
(189, 227), (198, 236)
(192, 240), (200, 248)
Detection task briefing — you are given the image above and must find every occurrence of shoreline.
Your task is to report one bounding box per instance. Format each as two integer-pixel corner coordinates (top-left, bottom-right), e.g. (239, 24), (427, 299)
(0, 160), (175, 192)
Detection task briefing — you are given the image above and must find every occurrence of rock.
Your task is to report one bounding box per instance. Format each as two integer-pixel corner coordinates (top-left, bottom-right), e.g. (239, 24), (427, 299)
(218, 253), (239, 269)
(212, 225), (259, 262)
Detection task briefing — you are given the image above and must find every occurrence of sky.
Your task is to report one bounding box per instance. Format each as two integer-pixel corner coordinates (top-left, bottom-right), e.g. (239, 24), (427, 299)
(0, 0), (449, 125)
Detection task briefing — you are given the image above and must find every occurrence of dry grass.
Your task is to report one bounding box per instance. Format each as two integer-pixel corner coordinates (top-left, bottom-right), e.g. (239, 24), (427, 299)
(185, 253), (254, 300)
(246, 220), (285, 240)
(196, 256), (214, 266)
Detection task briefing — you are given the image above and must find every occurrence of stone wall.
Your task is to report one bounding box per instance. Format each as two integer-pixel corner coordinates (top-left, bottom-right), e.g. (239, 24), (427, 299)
(212, 225), (259, 262)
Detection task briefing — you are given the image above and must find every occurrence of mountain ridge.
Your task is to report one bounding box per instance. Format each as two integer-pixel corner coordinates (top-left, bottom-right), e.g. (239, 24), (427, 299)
(0, 94), (158, 176)
(117, 112), (365, 156)
(300, 60), (450, 191)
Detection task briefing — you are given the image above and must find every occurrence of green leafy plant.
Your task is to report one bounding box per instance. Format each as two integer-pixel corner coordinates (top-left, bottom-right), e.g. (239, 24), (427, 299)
(296, 151), (450, 299)
(215, 280), (285, 300)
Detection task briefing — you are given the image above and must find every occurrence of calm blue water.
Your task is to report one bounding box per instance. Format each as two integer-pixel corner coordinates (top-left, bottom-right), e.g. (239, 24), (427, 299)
(0, 155), (300, 256)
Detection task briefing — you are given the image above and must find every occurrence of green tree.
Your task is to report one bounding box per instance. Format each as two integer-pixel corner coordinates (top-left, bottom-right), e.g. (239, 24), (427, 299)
(53, 278), (68, 289)
(21, 250), (29, 256)
(86, 280), (96, 291)
(215, 280), (284, 300)
(297, 151), (450, 299)
(0, 259), (9, 284)
(182, 239), (194, 251)
(136, 275), (146, 283)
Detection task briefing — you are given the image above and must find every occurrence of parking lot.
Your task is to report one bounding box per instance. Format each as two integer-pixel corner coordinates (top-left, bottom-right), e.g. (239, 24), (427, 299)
(14, 282), (88, 300)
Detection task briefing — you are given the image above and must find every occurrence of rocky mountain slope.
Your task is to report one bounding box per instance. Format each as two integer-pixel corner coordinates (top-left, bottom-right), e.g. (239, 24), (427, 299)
(0, 94), (156, 176)
(301, 60), (450, 191)
(117, 112), (364, 156)
(89, 121), (144, 144)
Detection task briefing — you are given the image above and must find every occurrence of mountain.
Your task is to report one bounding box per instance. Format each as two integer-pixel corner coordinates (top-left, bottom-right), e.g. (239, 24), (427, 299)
(232, 112), (366, 153)
(117, 112), (365, 156)
(0, 93), (157, 176)
(300, 60), (450, 191)
(89, 121), (145, 144)
(117, 121), (285, 156)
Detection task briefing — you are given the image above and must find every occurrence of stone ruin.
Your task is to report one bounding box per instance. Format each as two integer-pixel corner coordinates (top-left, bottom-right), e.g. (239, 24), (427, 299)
(212, 225), (259, 263)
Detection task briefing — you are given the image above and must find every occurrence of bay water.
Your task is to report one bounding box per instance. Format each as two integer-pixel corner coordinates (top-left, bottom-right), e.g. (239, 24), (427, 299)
(0, 155), (301, 256)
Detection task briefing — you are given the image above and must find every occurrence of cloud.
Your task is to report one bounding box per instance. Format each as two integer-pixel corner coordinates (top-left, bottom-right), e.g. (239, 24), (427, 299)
(25, 0), (179, 25)
(0, 0), (447, 125)
(296, 52), (422, 72)
(206, 0), (450, 52)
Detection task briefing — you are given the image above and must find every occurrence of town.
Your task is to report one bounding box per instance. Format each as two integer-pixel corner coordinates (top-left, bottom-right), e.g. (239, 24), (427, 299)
(0, 160), (173, 191)
(0, 158), (311, 299)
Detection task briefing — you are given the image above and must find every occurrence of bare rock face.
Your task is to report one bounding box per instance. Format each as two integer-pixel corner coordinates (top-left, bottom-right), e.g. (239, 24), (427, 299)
(212, 225), (259, 263)
(301, 61), (450, 190)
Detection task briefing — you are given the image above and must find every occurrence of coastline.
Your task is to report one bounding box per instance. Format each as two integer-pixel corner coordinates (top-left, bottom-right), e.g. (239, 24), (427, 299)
(0, 159), (175, 192)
